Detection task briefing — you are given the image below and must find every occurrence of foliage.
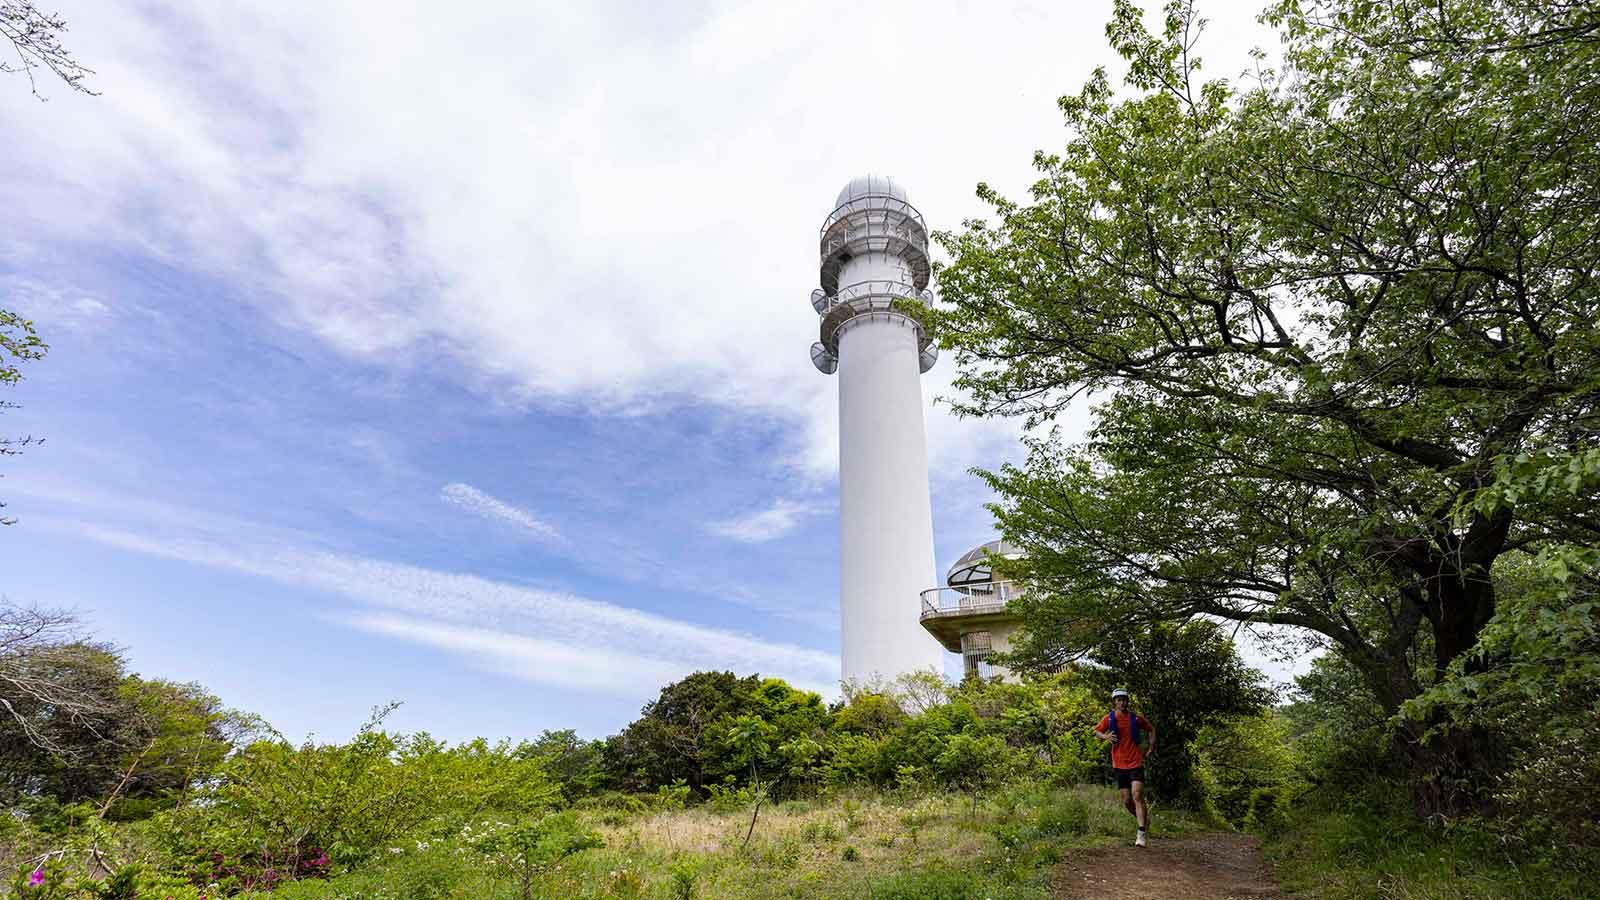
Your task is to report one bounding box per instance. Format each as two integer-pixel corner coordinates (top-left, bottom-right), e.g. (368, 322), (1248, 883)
(1076, 621), (1273, 805)
(153, 709), (560, 890)
(0, 641), (134, 804)
(1403, 545), (1599, 857)
(521, 729), (606, 802)
(1194, 712), (1302, 827)
(466, 811), (601, 900)
(603, 673), (827, 798)
(1266, 783), (1595, 899)
(933, 733), (1013, 819)
(932, 0), (1600, 815)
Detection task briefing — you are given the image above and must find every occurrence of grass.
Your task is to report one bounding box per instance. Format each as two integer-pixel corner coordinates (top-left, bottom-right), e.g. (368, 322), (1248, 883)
(1264, 787), (1595, 900)
(244, 782), (1218, 900)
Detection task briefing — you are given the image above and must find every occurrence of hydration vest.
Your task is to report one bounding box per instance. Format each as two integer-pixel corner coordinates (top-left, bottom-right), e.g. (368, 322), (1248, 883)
(1107, 708), (1140, 744)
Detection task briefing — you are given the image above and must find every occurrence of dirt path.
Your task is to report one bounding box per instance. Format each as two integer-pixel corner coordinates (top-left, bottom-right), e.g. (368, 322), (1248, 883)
(1053, 833), (1284, 900)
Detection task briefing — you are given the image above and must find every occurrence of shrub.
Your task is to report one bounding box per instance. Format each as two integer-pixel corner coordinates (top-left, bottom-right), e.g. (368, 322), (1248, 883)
(667, 855), (703, 900)
(1036, 792), (1090, 837)
(705, 781), (757, 814)
(1242, 786), (1293, 838)
(841, 845), (860, 861)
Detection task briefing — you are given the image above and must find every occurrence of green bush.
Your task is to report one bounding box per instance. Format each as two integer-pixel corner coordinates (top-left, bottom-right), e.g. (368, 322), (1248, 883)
(1036, 792), (1091, 837)
(666, 855), (703, 900)
(1242, 786), (1293, 838)
(705, 781), (757, 814)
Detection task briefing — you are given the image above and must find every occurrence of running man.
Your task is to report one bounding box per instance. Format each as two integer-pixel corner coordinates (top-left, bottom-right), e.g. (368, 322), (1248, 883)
(1094, 688), (1155, 846)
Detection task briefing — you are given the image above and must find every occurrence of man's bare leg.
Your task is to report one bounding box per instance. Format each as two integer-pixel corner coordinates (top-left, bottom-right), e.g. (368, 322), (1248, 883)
(1130, 781), (1148, 829)
(1120, 787), (1136, 818)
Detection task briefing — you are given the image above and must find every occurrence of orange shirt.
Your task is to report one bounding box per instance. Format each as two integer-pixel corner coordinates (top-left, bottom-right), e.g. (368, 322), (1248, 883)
(1096, 711), (1150, 770)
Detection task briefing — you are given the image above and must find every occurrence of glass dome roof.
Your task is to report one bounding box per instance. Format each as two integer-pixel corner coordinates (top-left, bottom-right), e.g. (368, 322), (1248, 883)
(945, 539), (1022, 590)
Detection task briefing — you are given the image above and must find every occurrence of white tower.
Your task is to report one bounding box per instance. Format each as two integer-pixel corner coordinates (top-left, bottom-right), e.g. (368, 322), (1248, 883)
(809, 175), (943, 685)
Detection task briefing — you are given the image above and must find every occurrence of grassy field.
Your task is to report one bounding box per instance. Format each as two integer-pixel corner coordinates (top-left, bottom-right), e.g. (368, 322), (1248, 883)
(248, 783), (1216, 900)
(1262, 788), (1591, 900)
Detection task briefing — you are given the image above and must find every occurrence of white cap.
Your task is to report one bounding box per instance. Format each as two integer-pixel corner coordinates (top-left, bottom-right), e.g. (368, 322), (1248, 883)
(1111, 688), (1130, 698)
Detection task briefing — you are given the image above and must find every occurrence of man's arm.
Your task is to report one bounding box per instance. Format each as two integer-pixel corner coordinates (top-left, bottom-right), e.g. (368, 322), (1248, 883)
(1093, 716), (1116, 744)
(1142, 718), (1156, 756)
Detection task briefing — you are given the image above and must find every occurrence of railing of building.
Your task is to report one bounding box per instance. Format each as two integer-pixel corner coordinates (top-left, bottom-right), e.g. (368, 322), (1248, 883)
(918, 580), (1024, 619)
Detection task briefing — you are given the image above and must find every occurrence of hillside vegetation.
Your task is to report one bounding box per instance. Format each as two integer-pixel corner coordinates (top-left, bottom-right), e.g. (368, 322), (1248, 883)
(6, 600), (1592, 899)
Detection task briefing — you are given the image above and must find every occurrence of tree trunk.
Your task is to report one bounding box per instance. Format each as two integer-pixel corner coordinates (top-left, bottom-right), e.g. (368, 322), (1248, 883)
(741, 762), (762, 850)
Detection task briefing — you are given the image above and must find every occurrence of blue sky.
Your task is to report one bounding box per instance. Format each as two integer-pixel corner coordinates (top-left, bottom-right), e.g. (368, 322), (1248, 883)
(1, 0), (1292, 743)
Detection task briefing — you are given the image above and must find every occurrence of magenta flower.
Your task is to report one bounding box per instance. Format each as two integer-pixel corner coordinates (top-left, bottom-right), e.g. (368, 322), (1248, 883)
(28, 866), (44, 887)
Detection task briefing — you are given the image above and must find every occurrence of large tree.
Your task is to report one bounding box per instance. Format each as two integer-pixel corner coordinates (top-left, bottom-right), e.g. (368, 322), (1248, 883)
(933, 0), (1600, 815)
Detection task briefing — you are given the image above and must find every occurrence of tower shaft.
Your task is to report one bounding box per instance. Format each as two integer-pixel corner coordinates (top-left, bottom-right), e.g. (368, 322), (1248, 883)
(808, 175), (943, 686)
(837, 316), (942, 683)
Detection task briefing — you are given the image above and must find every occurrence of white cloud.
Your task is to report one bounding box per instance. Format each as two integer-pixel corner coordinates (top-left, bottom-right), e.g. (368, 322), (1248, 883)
(59, 520), (839, 697)
(707, 498), (814, 543)
(1, 276), (114, 334)
(440, 482), (559, 541)
(335, 613), (689, 694)
(0, 0), (1281, 487)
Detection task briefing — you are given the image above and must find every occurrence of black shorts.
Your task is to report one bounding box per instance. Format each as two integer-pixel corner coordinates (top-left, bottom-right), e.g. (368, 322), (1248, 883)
(1114, 766), (1145, 789)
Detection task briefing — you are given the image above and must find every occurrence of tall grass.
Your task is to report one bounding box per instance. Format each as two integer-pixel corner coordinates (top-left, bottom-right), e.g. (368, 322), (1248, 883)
(1265, 785), (1593, 900)
(234, 782), (1215, 900)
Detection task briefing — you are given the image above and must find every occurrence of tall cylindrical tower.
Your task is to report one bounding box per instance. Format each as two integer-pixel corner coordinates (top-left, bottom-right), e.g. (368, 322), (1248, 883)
(809, 175), (943, 685)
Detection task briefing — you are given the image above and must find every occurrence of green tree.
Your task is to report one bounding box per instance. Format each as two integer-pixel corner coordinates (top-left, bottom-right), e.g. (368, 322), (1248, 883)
(603, 671), (762, 794)
(932, 0), (1600, 814)
(521, 729), (605, 802)
(719, 714), (776, 849)
(603, 672), (826, 795)
(158, 709), (559, 888)
(1405, 545), (1599, 855)
(0, 637), (138, 805)
(1082, 622), (1272, 805)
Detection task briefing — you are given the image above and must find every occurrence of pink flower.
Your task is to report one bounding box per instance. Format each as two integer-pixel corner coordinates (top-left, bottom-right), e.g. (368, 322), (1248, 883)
(28, 867), (45, 886)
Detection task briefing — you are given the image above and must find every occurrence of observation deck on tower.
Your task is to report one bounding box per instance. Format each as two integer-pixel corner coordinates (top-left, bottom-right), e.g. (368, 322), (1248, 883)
(808, 175), (939, 377)
(920, 540), (1026, 680)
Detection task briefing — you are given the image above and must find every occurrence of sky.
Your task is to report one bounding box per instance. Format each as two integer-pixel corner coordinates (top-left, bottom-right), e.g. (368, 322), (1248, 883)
(1, 0), (1298, 743)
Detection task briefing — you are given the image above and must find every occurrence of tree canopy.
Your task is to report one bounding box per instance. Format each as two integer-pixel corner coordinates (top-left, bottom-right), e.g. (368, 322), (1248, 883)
(932, 0), (1600, 814)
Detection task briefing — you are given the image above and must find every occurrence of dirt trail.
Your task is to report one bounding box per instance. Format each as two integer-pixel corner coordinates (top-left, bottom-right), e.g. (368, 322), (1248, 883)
(1053, 833), (1284, 900)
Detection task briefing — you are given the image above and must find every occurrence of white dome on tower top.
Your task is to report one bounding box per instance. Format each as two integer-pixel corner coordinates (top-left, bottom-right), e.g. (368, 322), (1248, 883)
(836, 174), (909, 208)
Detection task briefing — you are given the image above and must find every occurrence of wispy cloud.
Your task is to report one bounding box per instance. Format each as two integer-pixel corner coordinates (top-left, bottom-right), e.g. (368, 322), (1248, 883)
(441, 482), (559, 541)
(707, 498), (815, 543)
(61, 521), (838, 697)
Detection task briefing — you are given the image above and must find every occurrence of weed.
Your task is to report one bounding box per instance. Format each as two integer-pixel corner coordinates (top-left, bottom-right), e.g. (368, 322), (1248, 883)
(666, 855), (702, 900)
(1036, 792), (1090, 837)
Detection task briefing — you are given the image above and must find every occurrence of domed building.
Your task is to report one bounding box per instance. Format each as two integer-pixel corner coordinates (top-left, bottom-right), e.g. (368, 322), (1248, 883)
(918, 539), (1025, 680)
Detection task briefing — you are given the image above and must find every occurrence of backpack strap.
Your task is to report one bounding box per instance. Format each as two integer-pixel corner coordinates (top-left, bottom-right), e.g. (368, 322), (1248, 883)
(1107, 709), (1141, 745)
